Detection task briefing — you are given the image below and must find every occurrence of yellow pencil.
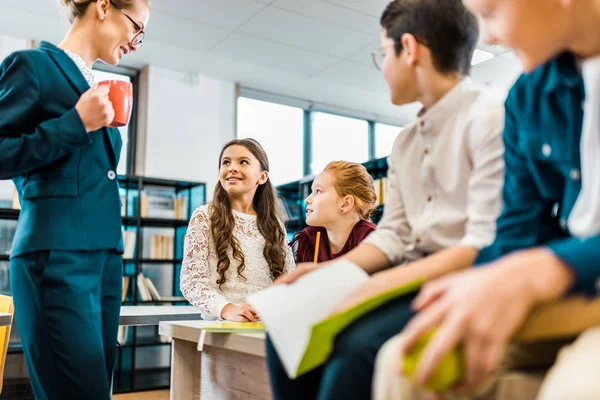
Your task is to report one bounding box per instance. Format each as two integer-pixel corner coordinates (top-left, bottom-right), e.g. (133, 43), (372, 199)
(314, 231), (321, 264)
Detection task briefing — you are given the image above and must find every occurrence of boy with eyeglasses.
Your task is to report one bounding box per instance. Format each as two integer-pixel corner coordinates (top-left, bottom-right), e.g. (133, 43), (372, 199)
(267, 0), (506, 398)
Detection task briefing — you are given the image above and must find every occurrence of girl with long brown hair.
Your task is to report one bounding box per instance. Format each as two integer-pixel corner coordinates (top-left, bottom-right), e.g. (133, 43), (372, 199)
(292, 161), (378, 263)
(180, 139), (295, 321)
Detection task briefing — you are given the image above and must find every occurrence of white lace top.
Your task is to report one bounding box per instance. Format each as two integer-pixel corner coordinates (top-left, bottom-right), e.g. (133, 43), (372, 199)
(180, 205), (295, 320)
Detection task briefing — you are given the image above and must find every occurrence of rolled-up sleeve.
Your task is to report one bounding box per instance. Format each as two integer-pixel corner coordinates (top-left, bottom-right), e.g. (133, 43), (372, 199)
(547, 235), (600, 296)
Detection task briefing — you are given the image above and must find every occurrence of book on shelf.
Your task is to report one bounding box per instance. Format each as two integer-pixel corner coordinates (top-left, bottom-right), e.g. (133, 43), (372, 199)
(144, 276), (162, 301)
(136, 273), (153, 301)
(373, 177), (388, 207)
(122, 230), (136, 259)
(134, 273), (184, 303)
(118, 276), (130, 344)
(247, 260), (422, 379)
(122, 276), (129, 302)
(139, 190), (188, 220)
(149, 235), (174, 259)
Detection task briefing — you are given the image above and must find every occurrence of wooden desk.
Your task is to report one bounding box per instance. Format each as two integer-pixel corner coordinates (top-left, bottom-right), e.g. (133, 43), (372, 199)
(0, 312), (11, 327)
(159, 321), (271, 400)
(119, 306), (202, 326)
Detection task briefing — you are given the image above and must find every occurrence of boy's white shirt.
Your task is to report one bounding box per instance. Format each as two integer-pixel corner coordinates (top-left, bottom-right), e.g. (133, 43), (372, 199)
(180, 205), (295, 320)
(363, 79), (505, 265)
(568, 55), (600, 236)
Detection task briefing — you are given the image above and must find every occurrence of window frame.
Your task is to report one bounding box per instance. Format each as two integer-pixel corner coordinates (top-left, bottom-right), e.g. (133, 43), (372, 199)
(236, 88), (405, 183)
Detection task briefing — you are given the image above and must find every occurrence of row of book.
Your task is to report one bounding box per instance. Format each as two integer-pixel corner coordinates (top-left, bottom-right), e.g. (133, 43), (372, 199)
(121, 191), (189, 220)
(122, 230), (177, 260)
(13, 184), (189, 220)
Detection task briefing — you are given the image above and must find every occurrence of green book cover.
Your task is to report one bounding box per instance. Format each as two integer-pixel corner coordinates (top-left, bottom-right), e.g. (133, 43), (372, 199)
(296, 279), (423, 377)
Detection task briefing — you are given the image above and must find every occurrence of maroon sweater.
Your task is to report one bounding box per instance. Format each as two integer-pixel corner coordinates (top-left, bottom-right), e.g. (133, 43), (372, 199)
(291, 220), (377, 264)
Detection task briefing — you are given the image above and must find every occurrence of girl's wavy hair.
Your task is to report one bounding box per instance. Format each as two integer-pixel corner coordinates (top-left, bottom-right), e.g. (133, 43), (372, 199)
(210, 138), (287, 289)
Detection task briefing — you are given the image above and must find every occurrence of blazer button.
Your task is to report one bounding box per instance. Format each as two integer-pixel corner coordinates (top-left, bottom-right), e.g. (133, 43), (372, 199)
(542, 144), (552, 157)
(107, 170), (116, 180)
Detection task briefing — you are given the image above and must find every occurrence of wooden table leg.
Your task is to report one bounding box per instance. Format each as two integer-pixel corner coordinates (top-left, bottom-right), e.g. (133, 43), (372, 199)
(170, 339), (201, 399)
(200, 346), (272, 399)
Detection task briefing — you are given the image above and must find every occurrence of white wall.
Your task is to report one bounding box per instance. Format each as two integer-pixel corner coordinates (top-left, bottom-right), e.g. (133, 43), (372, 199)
(143, 66), (236, 201)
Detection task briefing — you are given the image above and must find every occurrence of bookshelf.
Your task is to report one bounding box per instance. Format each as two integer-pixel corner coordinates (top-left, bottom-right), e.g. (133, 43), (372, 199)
(116, 175), (205, 392)
(0, 175), (206, 394)
(278, 156), (389, 236)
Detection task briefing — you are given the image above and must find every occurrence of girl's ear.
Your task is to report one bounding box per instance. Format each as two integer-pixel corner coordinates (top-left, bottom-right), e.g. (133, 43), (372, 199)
(340, 195), (355, 214)
(257, 171), (269, 186)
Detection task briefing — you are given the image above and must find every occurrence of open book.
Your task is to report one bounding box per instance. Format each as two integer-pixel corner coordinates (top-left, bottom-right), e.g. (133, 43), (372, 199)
(248, 260), (422, 379)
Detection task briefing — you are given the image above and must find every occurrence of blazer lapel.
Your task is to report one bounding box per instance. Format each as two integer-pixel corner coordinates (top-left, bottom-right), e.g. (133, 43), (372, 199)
(40, 41), (90, 96)
(39, 41), (119, 165)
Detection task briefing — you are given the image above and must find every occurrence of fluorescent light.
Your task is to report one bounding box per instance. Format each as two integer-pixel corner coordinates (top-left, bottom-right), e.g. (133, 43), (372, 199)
(471, 49), (494, 65)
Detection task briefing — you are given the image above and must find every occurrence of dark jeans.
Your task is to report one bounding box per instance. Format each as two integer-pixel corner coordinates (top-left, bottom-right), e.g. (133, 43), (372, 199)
(266, 292), (417, 400)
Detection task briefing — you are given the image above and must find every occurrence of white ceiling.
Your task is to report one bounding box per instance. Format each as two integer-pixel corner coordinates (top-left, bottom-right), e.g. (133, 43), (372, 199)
(0, 0), (522, 123)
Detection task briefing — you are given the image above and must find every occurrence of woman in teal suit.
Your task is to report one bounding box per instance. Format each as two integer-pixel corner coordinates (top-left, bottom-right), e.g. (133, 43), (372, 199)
(0, 1), (149, 398)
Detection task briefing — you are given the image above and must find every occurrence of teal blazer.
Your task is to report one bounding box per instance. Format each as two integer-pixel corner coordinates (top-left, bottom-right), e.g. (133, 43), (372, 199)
(0, 41), (124, 258)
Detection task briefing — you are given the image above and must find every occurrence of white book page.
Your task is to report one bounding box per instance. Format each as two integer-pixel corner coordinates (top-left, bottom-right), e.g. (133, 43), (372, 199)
(248, 259), (369, 378)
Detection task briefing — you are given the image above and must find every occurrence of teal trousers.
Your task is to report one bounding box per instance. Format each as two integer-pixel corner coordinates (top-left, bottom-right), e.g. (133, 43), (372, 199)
(10, 250), (122, 400)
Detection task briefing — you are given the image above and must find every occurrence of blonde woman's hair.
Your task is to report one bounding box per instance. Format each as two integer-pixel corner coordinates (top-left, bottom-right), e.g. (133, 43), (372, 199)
(59, 0), (149, 24)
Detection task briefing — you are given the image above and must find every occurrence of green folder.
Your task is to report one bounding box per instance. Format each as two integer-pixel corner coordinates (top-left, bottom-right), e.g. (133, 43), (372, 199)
(200, 321), (266, 333)
(296, 279), (423, 377)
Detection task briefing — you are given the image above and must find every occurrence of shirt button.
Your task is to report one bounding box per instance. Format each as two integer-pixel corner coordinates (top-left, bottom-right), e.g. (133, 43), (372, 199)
(570, 168), (581, 181)
(415, 236), (421, 244)
(424, 148), (430, 155)
(427, 195), (432, 202)
(559, 219), (567, 230)
(107, 170), (116, 180)
(420, 121), (425, 127)
(542, 144), (552, 157)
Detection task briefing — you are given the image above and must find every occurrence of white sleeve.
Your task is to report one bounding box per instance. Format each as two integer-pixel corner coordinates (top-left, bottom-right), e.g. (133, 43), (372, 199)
(460, 103), (505, 249)
(362, 136), (416, 265)
(180, 207), (230, 319)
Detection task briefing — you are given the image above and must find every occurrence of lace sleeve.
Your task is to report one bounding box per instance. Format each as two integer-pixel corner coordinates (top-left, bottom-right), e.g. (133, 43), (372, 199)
(282, 224), (296, 273)
(180, 206), (230, 319)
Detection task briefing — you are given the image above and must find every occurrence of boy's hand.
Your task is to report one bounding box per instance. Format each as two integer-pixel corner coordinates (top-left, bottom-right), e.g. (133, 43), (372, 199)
(401, 249), (573, 393)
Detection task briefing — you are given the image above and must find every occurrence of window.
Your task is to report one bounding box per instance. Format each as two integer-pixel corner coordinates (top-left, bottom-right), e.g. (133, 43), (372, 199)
(311, 112), (369, 174)
(375, 123), (403, 159)
(92, 68), (135, 175)
(237, 97), (304, 186)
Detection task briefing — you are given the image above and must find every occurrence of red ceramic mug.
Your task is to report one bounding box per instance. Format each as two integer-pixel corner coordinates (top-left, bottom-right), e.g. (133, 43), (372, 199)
(98, 80), (133, 128)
